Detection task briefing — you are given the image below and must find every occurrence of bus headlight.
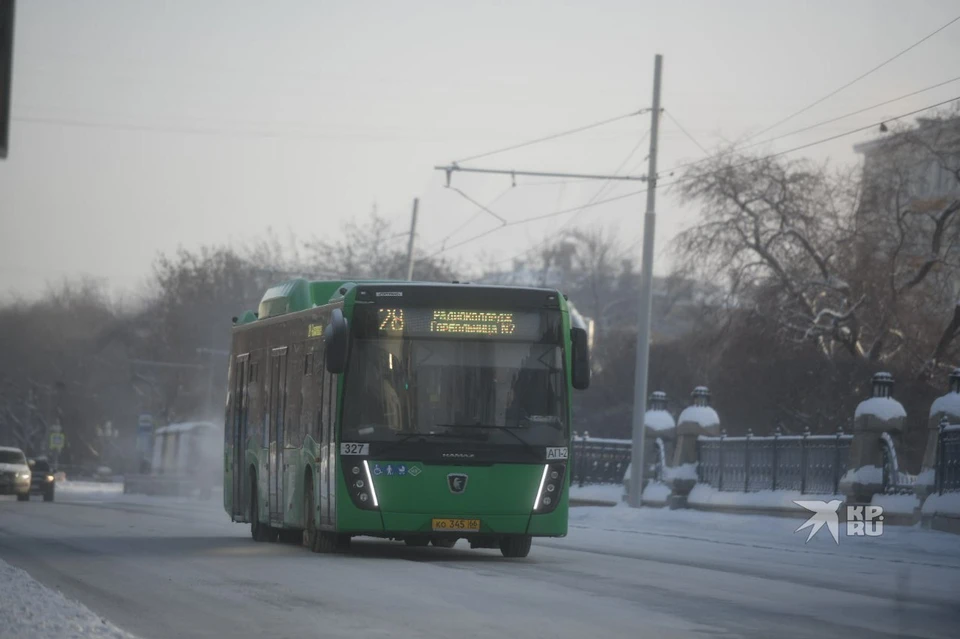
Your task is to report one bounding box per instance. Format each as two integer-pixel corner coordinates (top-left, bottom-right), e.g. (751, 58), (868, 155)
(533, 463), (565, 513)
(343, 461), (380, 511)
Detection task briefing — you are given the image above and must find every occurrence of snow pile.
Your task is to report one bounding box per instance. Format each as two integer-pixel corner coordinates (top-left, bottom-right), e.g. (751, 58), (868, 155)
(929, 392), (960, 419)
(568, 483), (623, 503)
(677, 405), (719, 429)
(0, 558), (139, 639)
(922, 491), (960, 517)
(641, 481), (671, 504)
(57, 481), (125, 498)
(840, 465), (883, 485)
(644, 410), (675, 432)
(854, 397), (906, 421)
(871, 493), (919, 515)
(916, 468), (936, 487)
(663, 463), (698, 482)
(688, 484), (843, 510)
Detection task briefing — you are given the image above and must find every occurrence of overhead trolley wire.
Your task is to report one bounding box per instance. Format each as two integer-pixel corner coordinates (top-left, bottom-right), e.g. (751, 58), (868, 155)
(453, 108), (649, 164)
(741, 12), (960, 142)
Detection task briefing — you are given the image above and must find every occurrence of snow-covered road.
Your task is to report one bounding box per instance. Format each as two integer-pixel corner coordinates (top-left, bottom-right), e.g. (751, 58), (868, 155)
(1, 485), (958, 639)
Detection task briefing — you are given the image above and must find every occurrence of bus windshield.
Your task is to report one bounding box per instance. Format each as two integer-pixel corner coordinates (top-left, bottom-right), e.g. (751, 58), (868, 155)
(341, 337), (567, 445)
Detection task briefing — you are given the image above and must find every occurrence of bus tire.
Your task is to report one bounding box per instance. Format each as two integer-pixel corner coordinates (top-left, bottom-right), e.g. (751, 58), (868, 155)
(312, 531), (337, 554)
(499, 536), (532, 558)
(250, 475), (270, 542)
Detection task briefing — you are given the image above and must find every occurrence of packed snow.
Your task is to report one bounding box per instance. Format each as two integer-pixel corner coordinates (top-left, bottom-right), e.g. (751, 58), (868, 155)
(871, 492), (920, 515)
(641, 481), (671, 504)
(677, 405), (720, 429)
(916, 468), (936, 486)
(57, 481), (125, 498)
(854, 396), (907, 420)
(663, 463), (698, 482)
(840, 465), (883, 485)
(688, 484), (844, 510)
(644, 410), (676, 431)
(0, 558), (139, 639)
(922, 491), (960, 516)
(569, 483), (623, 503)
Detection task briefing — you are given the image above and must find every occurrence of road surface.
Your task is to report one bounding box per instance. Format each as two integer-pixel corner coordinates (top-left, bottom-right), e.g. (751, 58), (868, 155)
(1, 487), (958, 639)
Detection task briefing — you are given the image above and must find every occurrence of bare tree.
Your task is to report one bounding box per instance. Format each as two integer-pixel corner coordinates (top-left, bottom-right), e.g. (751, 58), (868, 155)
(674, 110), (960, 375)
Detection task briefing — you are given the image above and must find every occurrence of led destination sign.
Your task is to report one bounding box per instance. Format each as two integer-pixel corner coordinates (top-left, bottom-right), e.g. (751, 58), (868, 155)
(376, 308), (539, 339)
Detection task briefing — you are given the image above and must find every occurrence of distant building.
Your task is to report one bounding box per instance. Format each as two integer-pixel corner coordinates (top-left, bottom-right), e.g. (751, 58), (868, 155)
(853, 114), (960, 302)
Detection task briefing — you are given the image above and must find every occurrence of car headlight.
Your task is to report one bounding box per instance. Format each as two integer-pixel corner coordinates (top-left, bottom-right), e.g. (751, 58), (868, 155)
(16, 471), (30, 480)
(46, 475), (55, 482)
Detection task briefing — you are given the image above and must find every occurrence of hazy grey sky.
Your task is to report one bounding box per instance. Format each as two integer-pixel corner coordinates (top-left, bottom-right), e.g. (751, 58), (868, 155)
(2, 0), (959, 298)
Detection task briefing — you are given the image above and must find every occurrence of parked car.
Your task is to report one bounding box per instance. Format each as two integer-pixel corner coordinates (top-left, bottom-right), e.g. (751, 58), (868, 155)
(28, 456), (56, 502)
(0, 446), (32, 501)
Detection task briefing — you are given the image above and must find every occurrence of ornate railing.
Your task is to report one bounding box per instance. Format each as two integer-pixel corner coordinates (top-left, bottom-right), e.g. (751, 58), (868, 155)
(697, 428), (853, 494)
(937, 420), (960, 494)
(571, 436), (631, 486)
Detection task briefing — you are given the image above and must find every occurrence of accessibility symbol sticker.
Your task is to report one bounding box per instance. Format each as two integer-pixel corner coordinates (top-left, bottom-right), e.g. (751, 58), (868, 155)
(373, 464), (383, 476)
(398, 465), (407, 476)
(408, 465), (422, 477)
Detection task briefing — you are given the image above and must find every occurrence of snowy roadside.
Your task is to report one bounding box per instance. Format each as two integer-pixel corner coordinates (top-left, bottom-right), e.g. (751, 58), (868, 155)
(0, 558), (139, 639)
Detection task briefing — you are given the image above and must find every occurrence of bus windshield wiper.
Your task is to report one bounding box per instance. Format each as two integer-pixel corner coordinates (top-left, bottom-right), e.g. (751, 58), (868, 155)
(435, 423), (539, 457)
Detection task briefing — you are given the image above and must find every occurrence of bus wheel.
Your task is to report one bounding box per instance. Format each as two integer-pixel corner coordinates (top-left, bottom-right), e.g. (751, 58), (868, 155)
(499, 536), (532, 558)
(431, 538), (457, 548)
(266, 527), (280, 542)
(312, 532), (336, 553)
(250, 478), (269, 542)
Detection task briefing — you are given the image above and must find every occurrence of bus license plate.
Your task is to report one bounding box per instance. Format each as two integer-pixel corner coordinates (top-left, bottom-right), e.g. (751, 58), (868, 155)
(432, 518), (480, 532)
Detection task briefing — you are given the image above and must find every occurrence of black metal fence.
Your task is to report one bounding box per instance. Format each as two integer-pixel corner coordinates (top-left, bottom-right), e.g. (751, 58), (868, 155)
(571, 437), (632, 486)
(937, 421), (960, 494)
(697, 429), (853, 494)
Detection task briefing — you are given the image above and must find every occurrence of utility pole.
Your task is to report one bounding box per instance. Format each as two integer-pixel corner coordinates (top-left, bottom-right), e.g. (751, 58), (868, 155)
(405, 197), (419, 281)
(629, 54), (663, 508)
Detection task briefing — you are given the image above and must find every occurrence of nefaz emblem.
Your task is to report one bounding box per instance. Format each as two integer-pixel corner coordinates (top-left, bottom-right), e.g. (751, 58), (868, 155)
(546, 447), (568, 460)
(447, 473), (469, 494)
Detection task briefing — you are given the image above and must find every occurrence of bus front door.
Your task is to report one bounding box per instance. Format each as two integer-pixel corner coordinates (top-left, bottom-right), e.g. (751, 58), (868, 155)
(231, 354), (249, 521)
(268, 347), (288, 525)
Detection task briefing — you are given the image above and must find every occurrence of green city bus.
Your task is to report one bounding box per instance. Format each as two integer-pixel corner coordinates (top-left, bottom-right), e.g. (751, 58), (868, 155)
(222, 278), (589, 558)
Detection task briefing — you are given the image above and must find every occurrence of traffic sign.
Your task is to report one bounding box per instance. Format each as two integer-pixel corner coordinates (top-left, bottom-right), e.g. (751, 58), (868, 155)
(49, 432), (64, 451)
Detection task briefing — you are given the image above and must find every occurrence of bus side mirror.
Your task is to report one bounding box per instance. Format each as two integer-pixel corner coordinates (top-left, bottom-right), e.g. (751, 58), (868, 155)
(571, 327), (590, 390)
(324, 308), (350, 374)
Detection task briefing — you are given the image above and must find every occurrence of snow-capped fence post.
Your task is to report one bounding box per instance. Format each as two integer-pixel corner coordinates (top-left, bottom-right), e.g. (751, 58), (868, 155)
(918, 368), (960, 499)
(840, 372), (907, 506)
(668, 386), (720, 508)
